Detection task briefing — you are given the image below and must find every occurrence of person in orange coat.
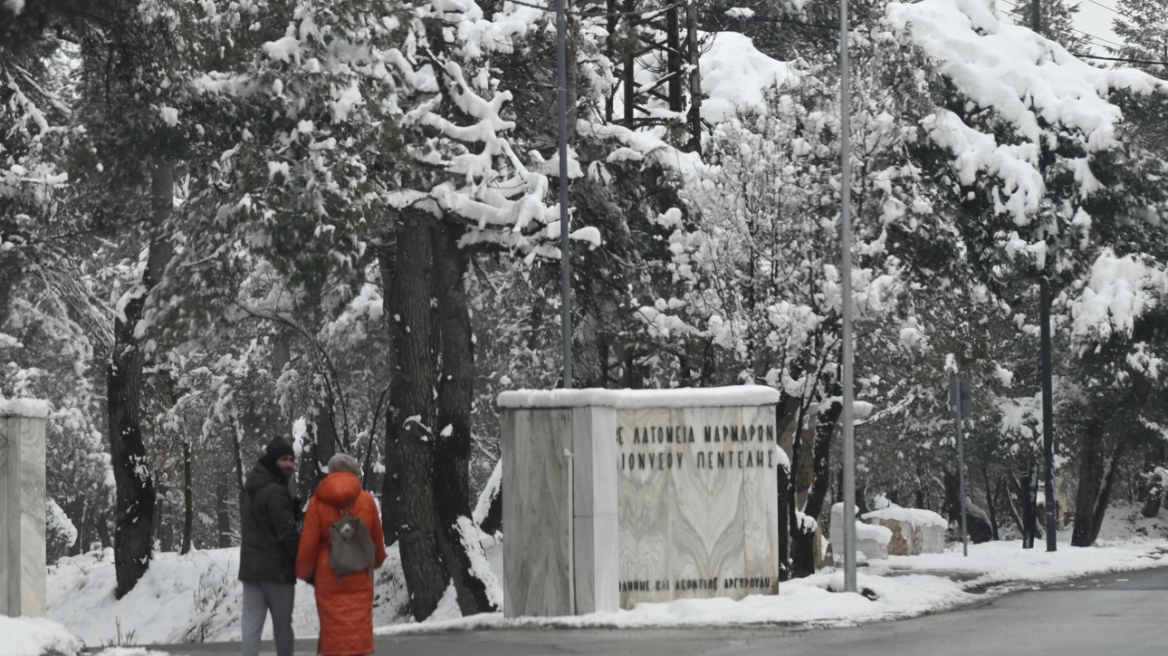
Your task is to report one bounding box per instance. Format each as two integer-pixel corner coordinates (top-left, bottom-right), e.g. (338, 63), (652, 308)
(296, 453), (388, 656)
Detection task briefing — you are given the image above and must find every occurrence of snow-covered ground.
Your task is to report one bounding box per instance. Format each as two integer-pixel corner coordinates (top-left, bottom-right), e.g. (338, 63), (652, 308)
(22, 503), (1168, 655)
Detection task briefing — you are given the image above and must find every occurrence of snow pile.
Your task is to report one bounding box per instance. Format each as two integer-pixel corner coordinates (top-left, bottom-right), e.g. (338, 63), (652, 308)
(497, 386), (780, 409)
(699, 32), (792, 124)
(378, 529), (1168, 633)
(43, 505), (1168, 641)
(864, 504), (948, 529)
(0, 397), (51, 417)
(0, 616), (82, 656)
(47, 546), (412, 647)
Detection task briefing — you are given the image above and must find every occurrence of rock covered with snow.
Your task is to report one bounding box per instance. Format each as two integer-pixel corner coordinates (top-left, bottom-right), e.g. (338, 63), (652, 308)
(864, 504), (948, 556)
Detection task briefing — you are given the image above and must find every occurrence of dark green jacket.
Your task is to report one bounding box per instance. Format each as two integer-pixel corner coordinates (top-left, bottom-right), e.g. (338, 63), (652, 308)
(238, 461), (299, 584)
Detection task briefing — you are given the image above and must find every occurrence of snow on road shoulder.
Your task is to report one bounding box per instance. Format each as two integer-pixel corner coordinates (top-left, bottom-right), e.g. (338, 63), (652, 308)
(376, 527), (1168, 636)
(45, 504), (1168, 644)
(0, 616), (82, 656)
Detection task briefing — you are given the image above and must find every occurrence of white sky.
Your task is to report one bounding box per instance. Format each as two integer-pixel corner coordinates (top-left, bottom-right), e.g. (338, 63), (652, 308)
(1072, 0), (1124, 55)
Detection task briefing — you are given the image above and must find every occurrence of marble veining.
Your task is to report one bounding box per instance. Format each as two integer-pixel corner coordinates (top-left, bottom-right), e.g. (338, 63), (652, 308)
(1, 414), (47, 618)
(618, 405), (779, 608)
(502, 408), (573, 617)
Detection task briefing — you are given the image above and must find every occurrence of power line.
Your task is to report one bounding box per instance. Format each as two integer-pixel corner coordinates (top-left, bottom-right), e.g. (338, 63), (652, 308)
(1084, 0), (1121, 15)
(1072, 51), (1168, 66)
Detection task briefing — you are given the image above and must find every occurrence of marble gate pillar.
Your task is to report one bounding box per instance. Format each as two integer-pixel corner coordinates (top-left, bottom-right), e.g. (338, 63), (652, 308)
(0, 401), (48, 618)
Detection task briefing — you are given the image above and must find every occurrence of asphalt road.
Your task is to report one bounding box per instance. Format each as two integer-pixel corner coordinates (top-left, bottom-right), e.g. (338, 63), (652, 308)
(142, 566), (1168, 656)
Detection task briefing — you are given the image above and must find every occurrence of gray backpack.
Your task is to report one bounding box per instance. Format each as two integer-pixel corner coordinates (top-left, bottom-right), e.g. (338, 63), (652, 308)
(329, 504), (375, 583)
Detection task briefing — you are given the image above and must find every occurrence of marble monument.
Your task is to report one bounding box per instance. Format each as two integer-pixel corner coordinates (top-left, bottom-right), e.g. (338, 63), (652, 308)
(0, 400), (49, 618)
(499, 387), (781, 617)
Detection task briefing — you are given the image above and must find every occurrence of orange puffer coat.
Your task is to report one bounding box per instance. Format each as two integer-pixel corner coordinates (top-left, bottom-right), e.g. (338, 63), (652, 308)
(296, 472), (387, 656)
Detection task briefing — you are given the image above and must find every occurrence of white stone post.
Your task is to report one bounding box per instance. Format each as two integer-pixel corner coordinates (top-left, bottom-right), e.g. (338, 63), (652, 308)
(0, 401), (49, 618)
(499, 401), (618, 618)
(499, 387), (781, 617)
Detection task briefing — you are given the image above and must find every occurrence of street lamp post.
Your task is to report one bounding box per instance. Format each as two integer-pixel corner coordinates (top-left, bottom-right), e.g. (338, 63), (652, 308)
(556, 0), (572, 389)
(839, 0), (857, 594)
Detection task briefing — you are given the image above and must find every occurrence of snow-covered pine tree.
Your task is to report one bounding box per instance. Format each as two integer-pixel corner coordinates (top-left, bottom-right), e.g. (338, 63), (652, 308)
(1111, 0), (1168, 76)
(886, 0), (1168, 546)
(1006, 0), (1088, 53)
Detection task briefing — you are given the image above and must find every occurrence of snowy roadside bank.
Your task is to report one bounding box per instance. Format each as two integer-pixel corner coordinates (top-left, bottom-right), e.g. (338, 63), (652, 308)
(374, 534), (1168, 635)
(38, 506), (1168, 650)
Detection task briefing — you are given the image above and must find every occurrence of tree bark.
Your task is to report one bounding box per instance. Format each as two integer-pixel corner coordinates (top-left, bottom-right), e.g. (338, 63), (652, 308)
(181, 440), (193, 555)
(1071, 407), (1109, 547)
(377, 241), (403, 547)
(432, 222), (495, 614)
(1020, 468), (1038, 548)
(215, 483), (234, 548)
(943, 470), (992, 543)
(984, 464), (999, 541)
(66, 496), (88, 557)
(1082, 438), (1127, 547)
(790, 399), (840, 578)
(107, 160), (173, 598)
(388, 209), (447, 621)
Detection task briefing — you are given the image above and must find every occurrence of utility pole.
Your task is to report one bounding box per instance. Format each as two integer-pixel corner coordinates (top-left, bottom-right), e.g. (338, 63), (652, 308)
(557, 0), (572, 389)
(840, 0), (857, 594)
(1031, 0), (1057, 552)
(949, 377), (972, 556)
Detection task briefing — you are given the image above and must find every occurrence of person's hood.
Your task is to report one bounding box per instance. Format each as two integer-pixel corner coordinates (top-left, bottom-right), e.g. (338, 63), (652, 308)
(244, 460), (284, 497)
(314, 472), (363, 509)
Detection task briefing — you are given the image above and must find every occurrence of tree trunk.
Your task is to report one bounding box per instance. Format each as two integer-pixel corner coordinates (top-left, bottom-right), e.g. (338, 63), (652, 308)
(791, 399), (840, 577)
(96, 510), (112, 550)
(1020, 468), (1038, 548)
(377, 241), (403, 548)
(106, 160), (173, 598)
(297, 399), (338, 500)
(1086, 438), (1127, 546)
(228, 404), (247, 512)
(157, 484), (174, 553)
(181, 440), (194, 555)
(388, 209), (447, 621)
(943, 470), (992, 543)
(1140, 442), (1166, 517)
(216, 483), (234, 548)
(479, 480), (502, 536)
(1071, 408), (1108, 547)
(66, 496), (88, 557)
(1005, 474), (1024, 536)
(984, 464), (999, 541)
(776, 453), (789, 581)
(432, 222), (495, 614)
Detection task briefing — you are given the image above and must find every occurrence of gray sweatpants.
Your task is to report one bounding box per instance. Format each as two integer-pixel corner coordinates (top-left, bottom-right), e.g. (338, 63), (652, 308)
(241, 581), (295, 656)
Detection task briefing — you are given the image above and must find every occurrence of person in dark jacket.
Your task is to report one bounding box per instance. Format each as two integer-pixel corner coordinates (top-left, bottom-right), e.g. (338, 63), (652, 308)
(239, 436), (300, 656)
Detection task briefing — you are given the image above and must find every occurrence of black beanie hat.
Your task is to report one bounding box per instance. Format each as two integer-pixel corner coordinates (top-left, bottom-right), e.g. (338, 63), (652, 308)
(265, 436), (295, 460)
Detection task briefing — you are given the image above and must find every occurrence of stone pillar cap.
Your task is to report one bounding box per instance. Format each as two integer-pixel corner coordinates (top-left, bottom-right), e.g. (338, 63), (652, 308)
(498, 386), (780, 409)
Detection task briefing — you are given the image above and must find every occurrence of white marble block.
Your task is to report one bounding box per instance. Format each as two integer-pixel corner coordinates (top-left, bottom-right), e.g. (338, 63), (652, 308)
(0, 403), (49, 618)
(830, 504), (891, 562)
(500, 387), (781, 616)
(500, 404), (618, 617)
